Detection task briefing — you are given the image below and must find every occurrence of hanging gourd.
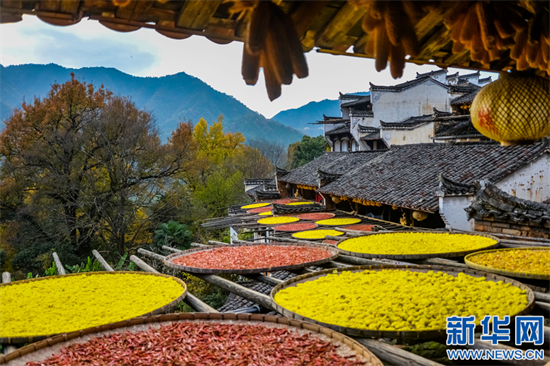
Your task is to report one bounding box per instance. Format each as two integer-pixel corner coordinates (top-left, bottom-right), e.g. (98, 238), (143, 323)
(470, 73), (549, 145)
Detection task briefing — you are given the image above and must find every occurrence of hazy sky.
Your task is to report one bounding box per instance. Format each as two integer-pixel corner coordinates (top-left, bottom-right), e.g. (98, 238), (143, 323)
(1, 16), (497, 118)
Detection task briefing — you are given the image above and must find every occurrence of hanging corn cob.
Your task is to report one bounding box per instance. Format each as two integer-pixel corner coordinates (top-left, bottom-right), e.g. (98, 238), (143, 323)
(231, 1), (308, 101)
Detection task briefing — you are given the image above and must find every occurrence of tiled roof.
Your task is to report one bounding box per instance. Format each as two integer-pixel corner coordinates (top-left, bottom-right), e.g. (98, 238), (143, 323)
(359, 125), (380, 133)
(325, 124), (350, 135)
(478, 76), (492, 84)
(465, 181), (550, 225)
(380, 114), (434, 129)
(318, 141), (549, 212)
(370, 76), (449, 92)
(416, 68), (448, 78)
(451, 90), (480, 105)
(278, 151), (387, 187)
(341, 96), (370, 107)
(458, 71), (481, 79)
(449, 83), (481, 93)
(438, 174), (477, 196)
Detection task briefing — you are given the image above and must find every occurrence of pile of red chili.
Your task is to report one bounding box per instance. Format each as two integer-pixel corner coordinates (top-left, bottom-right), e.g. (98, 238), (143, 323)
(26, 323), (366, 366)
(171, 245), (332, 270)
(343, 224), (375, 232)
(274, 222), (318, 232)
(297, 213), (335, 220)
(247, 206), (273, 213)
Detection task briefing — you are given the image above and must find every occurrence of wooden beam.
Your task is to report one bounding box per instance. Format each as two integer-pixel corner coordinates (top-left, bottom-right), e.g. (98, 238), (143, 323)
(290, 1), (329, 38)
(162, 245), (183, 254)
(52, 252), (66, 275)
(176, 1), (222, 30)
(356, 338), (445, 366)
(420, 257), (468, 268)
(194, 273), (274, 310)
(244, 274), (283, 287)
(138, 248), (166, 262)
(129, 255), (159, 274)
(535, 301), (550, 314)
(185, 293), (219, 313)
(319, 261), (352, 268)
(534, 292), (550, 303)
(338, 255), (393, 266)
(316, 2), (367, 49)
(208, 240), (230, 246)
(92, 250), (114, 272)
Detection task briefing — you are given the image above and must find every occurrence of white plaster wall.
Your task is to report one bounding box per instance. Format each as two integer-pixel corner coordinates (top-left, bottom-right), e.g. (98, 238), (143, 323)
(384, 123), (435, 146)
(334, 140), (341, 151)
(341, 138), (349, 151)
(371, 80), (450, 126)
(439, 195), (476, 231)
(495, 154), (550, 203)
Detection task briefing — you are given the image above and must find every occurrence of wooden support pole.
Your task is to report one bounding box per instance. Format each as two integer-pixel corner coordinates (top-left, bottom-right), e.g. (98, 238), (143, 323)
(356, 338), (445, 366)
(162, 245), (183, 253)
(325, 235), (349, 241)
(52, 252), (66, 275)
(185, 293), (219, 313)
(466, 339), (550, 365)
(266, 237), (319, 245)
(138, 248), (167, 262)
(2, 272), (16, 355)
(129, 255), (159, 273)
(208, 240), (230, 246)
(92, 250), (114, 271)
(194, 273), (274, 310)
(534, 291), (550, 303)
(338, 255), (392, 266)
(319, 261), (352, 268)
(244, 273), (283, 286)
(191, 243), (208, 247)
(420, 258), (468, 268)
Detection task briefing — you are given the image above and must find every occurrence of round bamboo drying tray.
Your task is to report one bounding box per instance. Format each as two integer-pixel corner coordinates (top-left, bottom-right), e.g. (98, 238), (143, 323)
(0, 271), (187, 344)
(465, 247), (550, 280)
(337, 231), (500, 260)
(0, 313), (383, 366)
(163, 242), (339, 274)
(270, 265), (535, 340)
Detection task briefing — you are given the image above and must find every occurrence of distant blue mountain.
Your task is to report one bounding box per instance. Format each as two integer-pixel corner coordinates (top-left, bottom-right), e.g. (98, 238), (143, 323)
(0, 64), (304, 146)
(271, 99), (341, 134)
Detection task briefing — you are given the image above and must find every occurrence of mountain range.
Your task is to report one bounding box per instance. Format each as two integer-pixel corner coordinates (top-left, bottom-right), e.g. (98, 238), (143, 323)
(0, 64), (342, 146)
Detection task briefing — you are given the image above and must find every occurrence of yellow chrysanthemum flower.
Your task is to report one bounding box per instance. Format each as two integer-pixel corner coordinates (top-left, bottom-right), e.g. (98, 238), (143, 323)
(292, 230), (344, 239)
(259, 211), (273, 216)
(274, 269), (528, 332)
(316, 218), (361, 226)
(338, 232), (497, 255)
(258, 216), (299, 225)
(241, 203), (271, 209)
(466, 248), (550, 276)
(0, 273), (185, 338)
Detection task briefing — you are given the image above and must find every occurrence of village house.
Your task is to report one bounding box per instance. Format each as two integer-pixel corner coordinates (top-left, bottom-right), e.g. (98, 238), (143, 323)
(318, 69), (492, 151)
(275, 140), (549, 237)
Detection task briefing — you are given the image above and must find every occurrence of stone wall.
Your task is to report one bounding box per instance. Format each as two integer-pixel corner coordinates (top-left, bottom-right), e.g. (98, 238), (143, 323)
(474, 218), (549, 239)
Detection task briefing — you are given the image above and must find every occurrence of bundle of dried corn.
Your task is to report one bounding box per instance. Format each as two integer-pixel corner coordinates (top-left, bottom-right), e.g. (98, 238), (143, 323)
(231, 1), (308, 101)
(443, 1), (548, 74)
(353, 1), (438, 78)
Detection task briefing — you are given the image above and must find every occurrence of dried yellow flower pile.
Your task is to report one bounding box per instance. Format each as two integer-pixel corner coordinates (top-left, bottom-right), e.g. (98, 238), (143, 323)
(292, 230), (344, 240)
(338, 232), (497, 256)
(316, 218), (361, 226)
(241, 203), (270, 209)
(259, 211), (273, 216)
(466, 248), (550, 276)
(0, 273), (185, 338)
(257, 216), (299, 225)
(274, 270), (528, 331)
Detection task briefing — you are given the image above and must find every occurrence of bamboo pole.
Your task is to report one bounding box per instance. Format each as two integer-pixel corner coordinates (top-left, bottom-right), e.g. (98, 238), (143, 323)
(325, 235), (349, 241)
(534, 292), (550, 303)
(162, 245), (183, 253)
(338, 255), (392, 266)
(535, 301), (550, 313)
(52, 252), (66, 275)
(244, 273), (283, 286)
(138, 248), (166, 262)
(420, 258), (468, 268)
(356, 338), (445, 366)
(129, 255), (159, 273)
(319, 261), (352, 268)
(92, 250), (114, 272)
(184, 293), (219, 313)
(1, 272), (16, 355)
(208, 240), (230, 246)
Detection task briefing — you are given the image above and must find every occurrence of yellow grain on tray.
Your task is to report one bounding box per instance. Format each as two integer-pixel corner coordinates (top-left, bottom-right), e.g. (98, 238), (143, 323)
(316, 218), (361, 226)
(241, 203), (270, 209)
(467, 248), (550, 276)
(292, 230), (344, 240)
(338, 232), (497, 255)
(274, 269), (528, 331)
(0, 273), (185, 338)
(257, 216), (299, 225)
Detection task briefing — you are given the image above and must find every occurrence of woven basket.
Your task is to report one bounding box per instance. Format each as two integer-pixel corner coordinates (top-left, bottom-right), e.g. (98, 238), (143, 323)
(163, 242), (339, 274)
(336, 231), (500, 260)
(470, 73), (550, 146)
(270, 265), (535, 340)
(0, 272), (187, 344)
(465, 247), (550, 280)
(0, 313), (383, 366)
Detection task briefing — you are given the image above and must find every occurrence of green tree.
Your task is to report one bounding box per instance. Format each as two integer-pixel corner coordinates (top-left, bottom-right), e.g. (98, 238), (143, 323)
(289, 135), (328, 169)
(154, 221), (192, 250)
